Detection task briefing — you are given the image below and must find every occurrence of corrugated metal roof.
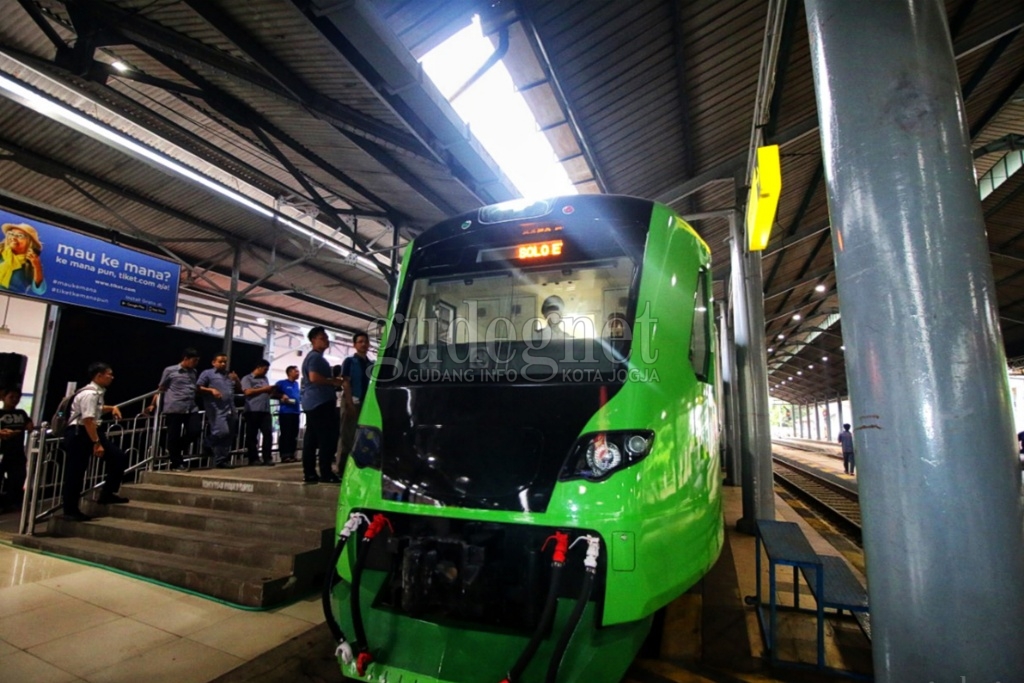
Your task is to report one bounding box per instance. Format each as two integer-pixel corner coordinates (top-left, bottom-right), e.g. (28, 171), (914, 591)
(3, 0), (1024, 404)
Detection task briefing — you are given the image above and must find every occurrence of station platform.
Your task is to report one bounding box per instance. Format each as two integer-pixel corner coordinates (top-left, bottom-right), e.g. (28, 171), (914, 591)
(0, 466), (872, 683)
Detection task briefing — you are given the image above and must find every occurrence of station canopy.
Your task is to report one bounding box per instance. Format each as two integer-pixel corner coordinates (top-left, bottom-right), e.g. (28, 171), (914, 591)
(1, 0), (1023, 404)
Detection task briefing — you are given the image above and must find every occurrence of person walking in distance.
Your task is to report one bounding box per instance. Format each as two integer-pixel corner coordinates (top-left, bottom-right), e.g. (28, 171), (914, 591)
(339, 332), (374, 474)
(274, 365), (301, 463)
(301, 327), (344, 484)
(838, 423), (855, 476)
(147, 348), (200, 471)
(62, 362), (129, 521)
(197, 354), (241, 469)
(241, 359), (275, 466)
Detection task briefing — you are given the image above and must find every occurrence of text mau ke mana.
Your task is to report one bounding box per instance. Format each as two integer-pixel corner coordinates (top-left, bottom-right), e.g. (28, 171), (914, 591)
(56, 244), (174, 290)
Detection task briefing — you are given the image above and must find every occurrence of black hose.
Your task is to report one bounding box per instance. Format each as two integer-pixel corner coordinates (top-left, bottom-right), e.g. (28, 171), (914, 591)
(350, 537), (373, 649)
(544, 568), (595, 683)
(321, 534), (349, 644)
(506, 562), (565, 682)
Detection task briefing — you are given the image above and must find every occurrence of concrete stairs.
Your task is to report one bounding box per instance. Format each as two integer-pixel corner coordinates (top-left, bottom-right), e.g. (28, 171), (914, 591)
(13, 467), (338, 607)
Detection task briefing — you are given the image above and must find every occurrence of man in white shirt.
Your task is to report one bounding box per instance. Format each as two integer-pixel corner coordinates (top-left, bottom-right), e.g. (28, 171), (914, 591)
(62, 362), (129, 521)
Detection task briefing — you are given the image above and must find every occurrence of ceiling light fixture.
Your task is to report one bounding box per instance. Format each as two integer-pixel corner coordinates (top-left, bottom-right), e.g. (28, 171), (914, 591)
(0, 69), (384, 278)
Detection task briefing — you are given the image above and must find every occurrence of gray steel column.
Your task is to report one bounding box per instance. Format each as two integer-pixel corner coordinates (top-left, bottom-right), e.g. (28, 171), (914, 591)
(730, 214), (775, 529)
(719, 300), (741, 486)
(805, 2), (1024, 680)
(222, 244), (241, 362)
(29, 305), (59, 426)
(837, 393), (844, 429)
(814, 399), (821, 440)
(824, 398), (832, 441)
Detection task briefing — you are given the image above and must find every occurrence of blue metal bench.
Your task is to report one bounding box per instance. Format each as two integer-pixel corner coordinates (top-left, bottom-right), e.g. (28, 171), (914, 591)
(752, 519), (871, 677)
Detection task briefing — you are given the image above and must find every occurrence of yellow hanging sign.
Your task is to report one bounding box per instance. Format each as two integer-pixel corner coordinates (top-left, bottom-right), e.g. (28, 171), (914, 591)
(746, 145), (782, 251)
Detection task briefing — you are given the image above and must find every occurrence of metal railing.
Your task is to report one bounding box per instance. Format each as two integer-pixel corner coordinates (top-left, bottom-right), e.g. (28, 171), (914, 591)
(17, 390), (271, 535)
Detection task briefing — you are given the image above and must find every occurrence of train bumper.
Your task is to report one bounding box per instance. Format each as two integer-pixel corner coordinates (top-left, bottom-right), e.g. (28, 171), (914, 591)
(329, 568), (652, 683)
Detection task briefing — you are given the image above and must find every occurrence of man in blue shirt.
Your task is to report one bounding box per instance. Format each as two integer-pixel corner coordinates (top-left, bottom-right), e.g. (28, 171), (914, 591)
(301, 327), (344, 483)
(339, 332), (373, 474)
(274, 365), (300, 463)
(148, 348), (200, 471)
(197, 354), (241, 469)
(241, 359), (275, 466)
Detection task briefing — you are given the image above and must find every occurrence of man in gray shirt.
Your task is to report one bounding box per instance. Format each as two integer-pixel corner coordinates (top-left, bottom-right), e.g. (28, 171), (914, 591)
(197, 354), (241, 469)
(241, 359), (275, 466)
(148, 348), (200, 471)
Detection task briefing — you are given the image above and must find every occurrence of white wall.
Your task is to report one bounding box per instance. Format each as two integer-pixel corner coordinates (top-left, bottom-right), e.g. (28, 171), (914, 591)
(0, 295), (47, 400)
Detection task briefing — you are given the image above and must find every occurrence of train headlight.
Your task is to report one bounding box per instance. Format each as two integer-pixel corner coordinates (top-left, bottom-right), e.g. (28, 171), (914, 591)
(585, 439), (622, 475)
(351, 426), (383, 469)
(561, 430), (655, 482)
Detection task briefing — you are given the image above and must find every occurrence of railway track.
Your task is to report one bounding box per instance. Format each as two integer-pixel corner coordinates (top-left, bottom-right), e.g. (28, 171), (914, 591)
(772, 458), (862, 536)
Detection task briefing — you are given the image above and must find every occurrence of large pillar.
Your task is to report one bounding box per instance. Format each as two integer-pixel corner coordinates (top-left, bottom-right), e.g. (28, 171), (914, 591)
(730, 214), (775, 530)
(222, 244), (241, 362)
(719, 300), (741, 486)
(814, 399), (821, 440)
(805, 2), (1024, 680)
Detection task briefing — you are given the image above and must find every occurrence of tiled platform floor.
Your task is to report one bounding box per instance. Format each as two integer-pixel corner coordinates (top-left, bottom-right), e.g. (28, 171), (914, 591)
(0, 542), (324, 683)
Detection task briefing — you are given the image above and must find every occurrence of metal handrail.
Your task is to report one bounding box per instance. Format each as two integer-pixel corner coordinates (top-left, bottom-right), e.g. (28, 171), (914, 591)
(17, 404), (270, 535)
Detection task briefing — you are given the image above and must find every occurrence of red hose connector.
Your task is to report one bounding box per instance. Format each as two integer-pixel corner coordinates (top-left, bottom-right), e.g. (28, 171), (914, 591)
(356, 650), (374, 676)
(542, 530), (570, 564)
(364, 513), (393, 540)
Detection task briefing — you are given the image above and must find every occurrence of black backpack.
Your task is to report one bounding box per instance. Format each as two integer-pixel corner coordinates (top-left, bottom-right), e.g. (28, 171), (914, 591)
(50, 387), (91, 438)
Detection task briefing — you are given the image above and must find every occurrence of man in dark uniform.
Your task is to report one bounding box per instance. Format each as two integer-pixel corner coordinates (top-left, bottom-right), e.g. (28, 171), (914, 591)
(241, 359), (275, 466)
(148, 348), (200, 471)
(197, 354), (241, 469)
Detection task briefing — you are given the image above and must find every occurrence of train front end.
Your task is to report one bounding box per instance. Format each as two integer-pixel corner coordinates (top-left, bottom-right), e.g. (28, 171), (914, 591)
(326, 195), (724, 683)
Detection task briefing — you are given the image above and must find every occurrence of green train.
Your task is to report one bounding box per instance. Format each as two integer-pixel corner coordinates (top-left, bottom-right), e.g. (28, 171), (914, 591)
(322, 195), (724, 683)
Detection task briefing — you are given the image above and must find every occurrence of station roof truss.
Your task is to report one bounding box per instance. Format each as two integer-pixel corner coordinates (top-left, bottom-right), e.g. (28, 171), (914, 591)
(2, 1), (1024, 404)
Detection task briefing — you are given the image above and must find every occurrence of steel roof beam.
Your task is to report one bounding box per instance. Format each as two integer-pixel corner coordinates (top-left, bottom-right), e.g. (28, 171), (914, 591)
(764, 161), (824, 292)
(58, 0), (428, 156)
(961, 30), (1018, 102)
(971, 64), (1024, 139)
(0, 184), (377, 323)
(656, 9), (1024, 208)
(298, 0), (518, 206)
(0, 138), (388, 302)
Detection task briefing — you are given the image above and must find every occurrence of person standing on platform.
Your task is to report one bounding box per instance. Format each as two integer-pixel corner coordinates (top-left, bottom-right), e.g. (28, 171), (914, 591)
(197, 354), (240, 469)
(839, 423), (855, 476)
(301, 327), (344, 484)
(147, 348), (200, 471)
(338, 332), (373, 474)
(274, 365), (300, 463)
(62, 362), (129, 521)
(241, 359), (275, 466)
(0, 387), (32, 512)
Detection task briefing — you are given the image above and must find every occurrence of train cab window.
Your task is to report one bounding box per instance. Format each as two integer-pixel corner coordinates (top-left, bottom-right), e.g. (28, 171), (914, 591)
(690, 268), (712, 383)
(389, 258), (637, 383)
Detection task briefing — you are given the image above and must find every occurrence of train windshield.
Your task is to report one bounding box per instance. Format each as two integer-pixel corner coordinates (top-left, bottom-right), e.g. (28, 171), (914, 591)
(383, 257), (637, 384)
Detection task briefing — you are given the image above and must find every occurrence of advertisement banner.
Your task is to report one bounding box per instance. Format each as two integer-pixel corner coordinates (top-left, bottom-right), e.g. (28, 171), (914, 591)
(0, 209), (179, 323)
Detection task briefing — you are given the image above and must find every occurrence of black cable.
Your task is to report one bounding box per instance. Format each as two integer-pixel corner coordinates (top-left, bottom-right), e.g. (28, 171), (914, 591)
(506, 562), (564, 682)
(544, 569), (595, 683)
(321, 534), (349, 643)
(350, 537), (373, 649)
